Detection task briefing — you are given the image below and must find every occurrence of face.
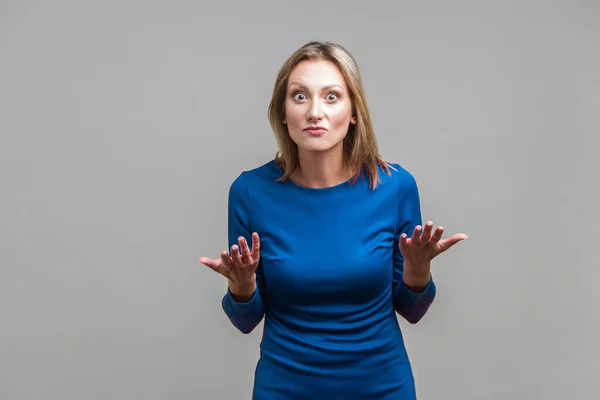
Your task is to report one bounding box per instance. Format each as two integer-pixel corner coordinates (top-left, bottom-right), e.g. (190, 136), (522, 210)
(283, 59), (356, 155)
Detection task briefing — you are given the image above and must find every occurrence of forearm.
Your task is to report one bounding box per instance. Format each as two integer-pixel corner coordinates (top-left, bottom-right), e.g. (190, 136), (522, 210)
(221, 276), (265, 334)
(393, 268), (436, 324)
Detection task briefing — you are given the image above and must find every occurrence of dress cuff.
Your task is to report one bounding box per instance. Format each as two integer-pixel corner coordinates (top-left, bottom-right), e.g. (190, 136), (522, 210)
(223, 287), (258, 314)
(401, 274), (435, 296)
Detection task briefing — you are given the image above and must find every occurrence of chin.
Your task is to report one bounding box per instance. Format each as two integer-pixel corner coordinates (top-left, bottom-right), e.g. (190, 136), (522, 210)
(294, 139), (334, 153)
(292, 135), (345, 154)
(300, 145), (342, 155)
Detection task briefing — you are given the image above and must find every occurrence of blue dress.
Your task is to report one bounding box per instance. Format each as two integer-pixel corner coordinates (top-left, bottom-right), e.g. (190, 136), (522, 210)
(222, 160), (436, 399)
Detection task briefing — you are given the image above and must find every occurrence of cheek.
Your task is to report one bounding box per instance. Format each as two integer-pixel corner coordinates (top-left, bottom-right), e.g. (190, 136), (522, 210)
(328, 105), (353, 126)
(285, 103), (305, 125)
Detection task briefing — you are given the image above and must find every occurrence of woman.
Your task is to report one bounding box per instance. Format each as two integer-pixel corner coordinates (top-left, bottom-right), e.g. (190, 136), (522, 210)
(198, 41), (467, 399)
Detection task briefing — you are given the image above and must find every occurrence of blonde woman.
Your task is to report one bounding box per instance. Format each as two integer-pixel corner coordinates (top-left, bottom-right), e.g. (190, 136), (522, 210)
(198, 41), (467, 399)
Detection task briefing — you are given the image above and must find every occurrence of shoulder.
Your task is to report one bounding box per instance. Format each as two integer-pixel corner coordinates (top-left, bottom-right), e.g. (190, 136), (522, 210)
(230, 159), (281, 193)
(383, 162), (421, 222)
(378, 161), (419, 193)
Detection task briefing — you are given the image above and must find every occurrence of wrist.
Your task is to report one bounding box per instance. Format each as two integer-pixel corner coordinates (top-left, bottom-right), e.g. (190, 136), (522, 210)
(402, 262), (431, 292)
(228, 277), (256, 301)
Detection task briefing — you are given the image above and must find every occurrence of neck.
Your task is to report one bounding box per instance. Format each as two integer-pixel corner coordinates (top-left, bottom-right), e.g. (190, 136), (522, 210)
(294, 147), (350, 189)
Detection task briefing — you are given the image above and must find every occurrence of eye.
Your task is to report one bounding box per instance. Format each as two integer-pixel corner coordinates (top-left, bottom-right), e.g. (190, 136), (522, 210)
(325, 92), (339, 101)
(292, 92), (308, 101)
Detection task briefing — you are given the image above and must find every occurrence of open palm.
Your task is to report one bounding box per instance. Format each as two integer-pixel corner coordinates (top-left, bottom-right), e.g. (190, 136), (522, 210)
(400, 221), (467, 270)
(198, 232), (261, 289)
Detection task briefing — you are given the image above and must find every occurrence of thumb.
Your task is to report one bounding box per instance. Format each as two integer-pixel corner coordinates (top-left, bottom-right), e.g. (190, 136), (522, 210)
(438, 233), (468, 253)
(198, 257), (221, 273)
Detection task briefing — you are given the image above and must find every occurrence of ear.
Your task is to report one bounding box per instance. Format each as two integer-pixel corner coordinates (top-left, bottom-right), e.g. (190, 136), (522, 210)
(282, 116), (287, 124)
(350, 116), (357, 124)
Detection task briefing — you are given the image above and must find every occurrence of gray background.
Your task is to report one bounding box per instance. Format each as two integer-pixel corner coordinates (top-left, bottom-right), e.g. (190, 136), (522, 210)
(2, 0), (598, 399)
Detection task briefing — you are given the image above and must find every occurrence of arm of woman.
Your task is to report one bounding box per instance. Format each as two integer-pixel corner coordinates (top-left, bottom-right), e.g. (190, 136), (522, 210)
(221, 173), (266, 334)
(391, 171), (437, 324)
(199, 172), (266, 334)
(391, 169), (467, 324)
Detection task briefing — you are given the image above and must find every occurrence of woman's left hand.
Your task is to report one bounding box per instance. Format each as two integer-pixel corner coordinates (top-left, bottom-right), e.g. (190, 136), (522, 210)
(399, 221), (467, 290)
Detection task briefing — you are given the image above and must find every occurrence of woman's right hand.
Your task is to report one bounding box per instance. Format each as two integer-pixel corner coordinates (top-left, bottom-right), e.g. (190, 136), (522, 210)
(197, 232), (261, 301)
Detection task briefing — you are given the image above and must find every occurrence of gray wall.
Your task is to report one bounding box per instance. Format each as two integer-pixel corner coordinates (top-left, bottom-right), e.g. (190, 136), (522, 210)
(2, 0), (598, 399)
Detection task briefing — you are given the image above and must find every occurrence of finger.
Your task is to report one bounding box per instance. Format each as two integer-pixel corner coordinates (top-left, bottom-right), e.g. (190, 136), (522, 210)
(399, 233), (409, 250)
(197, 257), (221, 273)
(438, 233), (468, 253)
(431, 226), (444, 244)
(238, 237), (251, 264)
(410, 225), (422, 245)
(250, 232), (261, 259)
(420, 221), (434, 243)
(220, 250), (233, 267)
(230, 244), (243, 266)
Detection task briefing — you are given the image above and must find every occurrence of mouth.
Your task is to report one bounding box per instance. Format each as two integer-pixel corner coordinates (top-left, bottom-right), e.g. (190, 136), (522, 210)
(303, 126), (328, 135)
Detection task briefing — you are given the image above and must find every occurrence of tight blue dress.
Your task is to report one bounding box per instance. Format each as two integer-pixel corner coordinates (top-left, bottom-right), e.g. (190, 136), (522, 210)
(221, 160), (436, 399)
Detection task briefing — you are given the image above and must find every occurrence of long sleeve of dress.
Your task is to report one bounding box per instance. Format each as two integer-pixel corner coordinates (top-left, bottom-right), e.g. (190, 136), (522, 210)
(391, 170), (437, 324)
(221, 172), (266, 334)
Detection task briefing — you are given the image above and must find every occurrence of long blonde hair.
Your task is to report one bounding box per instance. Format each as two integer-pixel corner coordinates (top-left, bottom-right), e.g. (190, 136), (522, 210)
(267, 41), (392, 190)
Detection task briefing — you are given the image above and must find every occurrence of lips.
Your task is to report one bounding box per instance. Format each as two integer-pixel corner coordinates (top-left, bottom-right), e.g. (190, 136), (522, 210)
(303, 126), (328, 135)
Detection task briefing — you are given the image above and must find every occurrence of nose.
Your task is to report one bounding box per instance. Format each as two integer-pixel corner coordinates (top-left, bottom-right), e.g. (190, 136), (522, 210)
(307, 101), (324, 122)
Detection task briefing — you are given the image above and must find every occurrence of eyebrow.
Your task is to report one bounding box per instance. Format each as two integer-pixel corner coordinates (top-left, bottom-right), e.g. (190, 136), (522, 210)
(288, 81), (345, 91)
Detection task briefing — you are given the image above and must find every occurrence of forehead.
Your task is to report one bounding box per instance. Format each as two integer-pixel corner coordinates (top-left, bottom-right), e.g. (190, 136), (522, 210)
(288, 59), (347, 87)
